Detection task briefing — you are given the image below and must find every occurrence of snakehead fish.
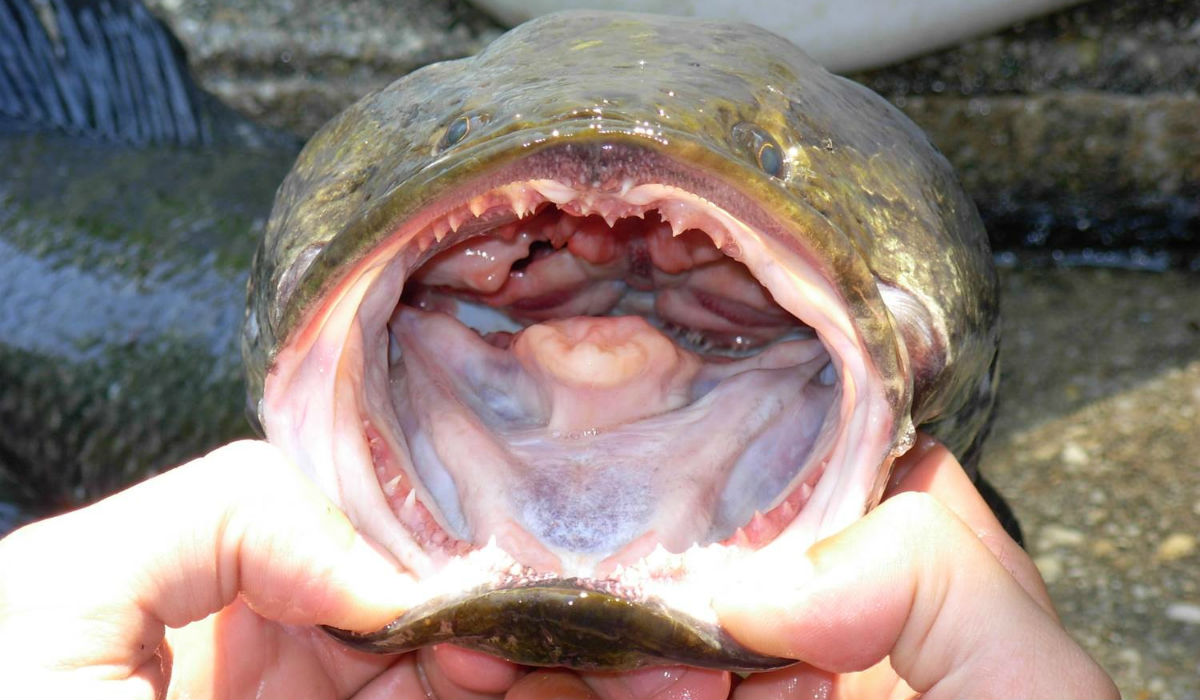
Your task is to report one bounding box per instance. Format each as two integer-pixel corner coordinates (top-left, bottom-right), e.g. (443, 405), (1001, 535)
(243, 10), (1000, 671)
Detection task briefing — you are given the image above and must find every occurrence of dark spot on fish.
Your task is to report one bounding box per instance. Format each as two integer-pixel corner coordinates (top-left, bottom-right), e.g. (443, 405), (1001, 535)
(732, 122), (785, 179)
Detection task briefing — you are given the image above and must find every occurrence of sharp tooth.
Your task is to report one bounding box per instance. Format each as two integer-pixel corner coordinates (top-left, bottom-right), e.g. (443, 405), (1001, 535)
(660, 204), (690, 237)
(515, 187), (542, 217)
(402, 488), (417, 516)
(623, 183), (656, 206)
(798, 481), (814, 503)
(382, 474), (403, 497)
(780, 500), (795, 520)
(468, 196), (488, 217)
(432, 219), (451, 242)
(447, 211), (465, 232)
(532, 179), (577, 204)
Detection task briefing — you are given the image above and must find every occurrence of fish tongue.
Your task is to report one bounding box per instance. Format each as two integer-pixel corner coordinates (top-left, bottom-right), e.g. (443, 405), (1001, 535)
(510, 315), (703, 432)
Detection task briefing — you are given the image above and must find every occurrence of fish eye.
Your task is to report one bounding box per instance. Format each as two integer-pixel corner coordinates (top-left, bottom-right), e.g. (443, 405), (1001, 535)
(732, 123), (785, 179)
(438, 112), (489, 151)
(756, 141), (783, 178)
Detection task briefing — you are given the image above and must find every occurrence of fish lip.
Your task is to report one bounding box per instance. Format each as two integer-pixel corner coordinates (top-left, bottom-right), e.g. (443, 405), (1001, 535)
(323, 580), (794, 672)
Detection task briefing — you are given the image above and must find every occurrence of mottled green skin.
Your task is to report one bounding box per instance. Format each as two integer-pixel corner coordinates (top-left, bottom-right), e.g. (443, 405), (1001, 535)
(245, 11), (998, 669)
(0, 133), (298, 519)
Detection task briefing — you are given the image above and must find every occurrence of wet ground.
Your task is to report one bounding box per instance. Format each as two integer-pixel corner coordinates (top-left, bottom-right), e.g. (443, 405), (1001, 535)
(987, 266), (1200, 699)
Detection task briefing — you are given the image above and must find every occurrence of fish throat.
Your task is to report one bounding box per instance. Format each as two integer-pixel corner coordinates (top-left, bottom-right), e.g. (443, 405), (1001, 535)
(262, 141), (901, 668)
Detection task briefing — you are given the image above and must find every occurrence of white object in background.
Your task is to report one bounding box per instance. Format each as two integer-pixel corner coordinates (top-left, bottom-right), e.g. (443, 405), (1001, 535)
(471, 0), (1085, 72)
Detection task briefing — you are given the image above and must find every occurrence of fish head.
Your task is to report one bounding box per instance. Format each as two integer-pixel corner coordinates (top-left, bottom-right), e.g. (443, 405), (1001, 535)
(242, 11), (998, 671)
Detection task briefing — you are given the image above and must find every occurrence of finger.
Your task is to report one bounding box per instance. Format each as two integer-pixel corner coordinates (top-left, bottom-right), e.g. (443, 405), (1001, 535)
(729, 663), (834, 699)
(505, 670), (599, 699)
(348, 652), (429, 700)
(0, 441), (412, 695)
(581, 665), (731, 699)
(431, 644), (523, 694)
(714, 490), (1117, 698)
(732, 660), (915, 700)
(419, 645), (518, 699)
(139, 440), (415, 631)
(887, 434), (1055, 615)
(161, 600), (398, 699)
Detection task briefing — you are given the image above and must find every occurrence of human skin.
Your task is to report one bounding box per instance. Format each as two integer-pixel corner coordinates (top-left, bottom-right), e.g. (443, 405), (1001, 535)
(0, 438), (1116, 699)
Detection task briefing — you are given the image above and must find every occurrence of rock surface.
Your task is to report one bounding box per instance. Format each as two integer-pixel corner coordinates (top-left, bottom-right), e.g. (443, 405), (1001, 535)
(855, 0), (1200, 265)
(987, 266), (1200, 700)
(144, 0), (501, 136)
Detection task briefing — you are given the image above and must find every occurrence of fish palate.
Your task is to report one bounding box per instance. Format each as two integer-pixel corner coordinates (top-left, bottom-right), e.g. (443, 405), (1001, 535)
(242, 10), (999, 671)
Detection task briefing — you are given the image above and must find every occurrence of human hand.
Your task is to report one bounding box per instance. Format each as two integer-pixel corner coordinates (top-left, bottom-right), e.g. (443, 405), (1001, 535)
(0, 437), (1119, 699)
(0, 441), (517, 698)
(0, 440), (731, 699)
(711, 434), (1119, 699)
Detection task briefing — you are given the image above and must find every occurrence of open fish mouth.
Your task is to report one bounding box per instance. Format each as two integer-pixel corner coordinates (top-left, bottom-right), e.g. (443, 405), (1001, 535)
(258, 137), (908, 670)
(246, 6), (997, 674)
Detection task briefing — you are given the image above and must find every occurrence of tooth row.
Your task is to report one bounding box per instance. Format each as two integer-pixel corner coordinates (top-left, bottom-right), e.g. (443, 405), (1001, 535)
(425, 179), (738, 254)
(722, 473), (819, 549)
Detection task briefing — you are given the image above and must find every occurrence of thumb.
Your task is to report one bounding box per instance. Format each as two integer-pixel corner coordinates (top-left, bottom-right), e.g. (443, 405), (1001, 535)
(712, 464), (1115, 698)
(0, 440), (412, 695)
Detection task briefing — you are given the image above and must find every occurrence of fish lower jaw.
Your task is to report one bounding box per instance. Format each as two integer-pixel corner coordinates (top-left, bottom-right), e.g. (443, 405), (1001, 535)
(364, 424), (822, 629)
(364, 404), (832, 587)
